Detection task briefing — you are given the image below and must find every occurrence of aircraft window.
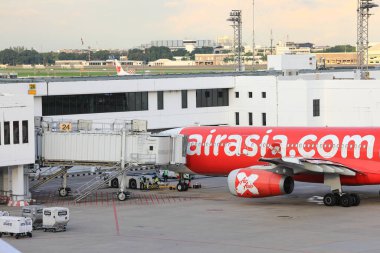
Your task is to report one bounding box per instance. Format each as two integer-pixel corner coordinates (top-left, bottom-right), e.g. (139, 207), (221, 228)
(349, 145), (353, 148)
(311, 144), (315, 148)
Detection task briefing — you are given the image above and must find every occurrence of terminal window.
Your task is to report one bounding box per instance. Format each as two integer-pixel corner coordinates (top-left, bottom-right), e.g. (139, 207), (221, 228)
(313, 99), (320, 117)
(249, 113), (253, 125)
(157, 91), (164, 110)
(262, 92), (266, 98)
(22, 121), (28, 144)
(249, 92), (252, 98)
(4, 121), (10, 145)
(13, 121), (19, 144)
(235, 92), (239, 98)
(196, 88), (229, 108)
(235, 112), (240, 125)
(42, 92), (149, 116)
(262, 113), (267, 126)
(181, 90), (188, 109)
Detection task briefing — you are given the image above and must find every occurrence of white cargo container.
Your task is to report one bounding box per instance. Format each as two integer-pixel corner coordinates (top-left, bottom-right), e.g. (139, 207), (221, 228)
(0, 216), (33, 239)
(42, 207), (69, 232)
(21, 205), (44, 229)
(0, 211), (9, 216)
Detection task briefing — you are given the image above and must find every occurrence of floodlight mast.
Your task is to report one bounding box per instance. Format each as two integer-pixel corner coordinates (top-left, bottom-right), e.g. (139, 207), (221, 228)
(357, 0), (378, 79)
(252, 0), (255, 70)
(227, 10), (243, 72)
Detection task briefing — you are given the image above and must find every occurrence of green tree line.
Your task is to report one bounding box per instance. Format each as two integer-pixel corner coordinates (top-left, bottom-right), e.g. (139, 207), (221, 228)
(0, 46), (215, 65)
(127, 46), (214, 62)
(322, 45), (356, 53)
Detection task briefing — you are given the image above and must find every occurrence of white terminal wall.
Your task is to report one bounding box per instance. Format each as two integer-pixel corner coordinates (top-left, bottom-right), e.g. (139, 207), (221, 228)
(35, 77), (233, 129)
(230, 76), (277, 126)
(0, 95), (34, 167)
(2, 71), (380, 129)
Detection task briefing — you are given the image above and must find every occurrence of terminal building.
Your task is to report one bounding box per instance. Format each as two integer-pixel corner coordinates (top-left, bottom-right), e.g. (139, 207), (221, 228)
(1, 69), (380, 201)
(0, 94), (34, 203)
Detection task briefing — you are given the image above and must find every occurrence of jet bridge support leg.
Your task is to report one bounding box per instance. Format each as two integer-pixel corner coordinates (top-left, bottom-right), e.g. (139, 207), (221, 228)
(58, 171), (71, 197)
(323, 174), (360, 207)
(117, 171), (130, 201)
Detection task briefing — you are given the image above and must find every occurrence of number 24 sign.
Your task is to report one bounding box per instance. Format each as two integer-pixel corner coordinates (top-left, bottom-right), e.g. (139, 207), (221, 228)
(59, 123), (72, 132)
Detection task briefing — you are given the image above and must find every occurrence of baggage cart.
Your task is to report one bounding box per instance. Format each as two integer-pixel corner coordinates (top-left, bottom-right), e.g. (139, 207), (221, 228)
(21, 205), (44, 229)
(42, 207), (69, 232)
(0, 216), (33, 239)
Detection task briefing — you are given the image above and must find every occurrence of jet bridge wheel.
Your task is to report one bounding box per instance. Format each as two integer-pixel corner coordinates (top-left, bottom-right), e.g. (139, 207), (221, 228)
(58, 187), (69, 197)
(117, 191), (130, 201)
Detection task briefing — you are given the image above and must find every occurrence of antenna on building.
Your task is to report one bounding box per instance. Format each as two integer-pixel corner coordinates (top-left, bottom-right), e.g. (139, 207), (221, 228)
(357, 0), (378, 79)
(252, 0), (255, 70)
(227, 10), (243, 72)
(270, 29), (274, 55)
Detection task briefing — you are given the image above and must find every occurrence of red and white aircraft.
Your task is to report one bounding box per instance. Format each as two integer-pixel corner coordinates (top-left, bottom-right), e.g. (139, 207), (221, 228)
(114, 59), (137, 76)
(164, 126), (380, 207)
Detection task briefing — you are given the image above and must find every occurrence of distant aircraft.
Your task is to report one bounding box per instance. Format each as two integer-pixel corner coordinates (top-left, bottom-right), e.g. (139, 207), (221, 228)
(114, 59), (137, 76)
(162, 126), (380, 207)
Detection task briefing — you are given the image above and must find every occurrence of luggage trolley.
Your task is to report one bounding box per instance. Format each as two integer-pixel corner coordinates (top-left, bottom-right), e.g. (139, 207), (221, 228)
(0, 216), (33, 239)
(42, 207), (70, 232)
(21, 205), (44, 230)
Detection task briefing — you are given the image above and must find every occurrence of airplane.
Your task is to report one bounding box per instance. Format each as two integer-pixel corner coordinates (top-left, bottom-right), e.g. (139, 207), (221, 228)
(114, 59), (137, 76)
(162, 126), (380, 207)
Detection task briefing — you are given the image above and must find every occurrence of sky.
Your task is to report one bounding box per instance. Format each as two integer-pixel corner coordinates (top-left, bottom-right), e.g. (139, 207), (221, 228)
(0, 0), (379, 52)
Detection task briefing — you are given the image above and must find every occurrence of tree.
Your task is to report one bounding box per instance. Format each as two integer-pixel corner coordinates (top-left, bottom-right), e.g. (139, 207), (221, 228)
(172, 49), (188, 57)
(92, 50), (111, 61)
(190, 47), (214, 60)
(324, 45), (356, 53)
(0, 49), (18, 65)
(17, 49), (43, 65)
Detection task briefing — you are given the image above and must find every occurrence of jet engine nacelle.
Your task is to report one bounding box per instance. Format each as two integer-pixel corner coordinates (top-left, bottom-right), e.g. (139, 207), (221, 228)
(227, 169), (294, 198)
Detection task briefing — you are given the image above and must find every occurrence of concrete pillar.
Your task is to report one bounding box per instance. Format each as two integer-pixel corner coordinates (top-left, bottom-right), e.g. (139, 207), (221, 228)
(2, 168), (9, 195)
(11, 165), (25, 201)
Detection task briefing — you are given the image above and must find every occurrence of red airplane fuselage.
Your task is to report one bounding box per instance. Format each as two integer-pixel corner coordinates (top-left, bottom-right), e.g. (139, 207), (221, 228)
(178, 126), (380, 186)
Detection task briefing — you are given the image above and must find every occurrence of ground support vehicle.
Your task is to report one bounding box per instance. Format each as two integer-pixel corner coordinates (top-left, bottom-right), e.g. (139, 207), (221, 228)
(21, 205), (44, 230)
(42, 207), (69, 232)
(109, 172), (159, 190)
(0, 216), (32, 239)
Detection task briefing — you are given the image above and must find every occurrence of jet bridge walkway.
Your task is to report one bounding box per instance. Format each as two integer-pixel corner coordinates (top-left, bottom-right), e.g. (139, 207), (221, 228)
(34, 119), (187, 201)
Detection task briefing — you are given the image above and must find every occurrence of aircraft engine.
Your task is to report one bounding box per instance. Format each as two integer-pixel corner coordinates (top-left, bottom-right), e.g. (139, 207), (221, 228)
(227, 169), (294, 198)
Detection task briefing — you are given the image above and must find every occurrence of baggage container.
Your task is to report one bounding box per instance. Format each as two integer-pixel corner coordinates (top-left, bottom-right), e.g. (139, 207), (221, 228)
(42, 207), (69, 232)
(0, 216), (33, 239)
(21, 205), (44, 229)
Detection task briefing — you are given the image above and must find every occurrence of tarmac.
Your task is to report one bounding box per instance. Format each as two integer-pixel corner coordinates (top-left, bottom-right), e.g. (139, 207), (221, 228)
(2, 176), (380, 253)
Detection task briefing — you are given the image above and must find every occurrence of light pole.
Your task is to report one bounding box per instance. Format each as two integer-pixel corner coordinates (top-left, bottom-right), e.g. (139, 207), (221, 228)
(252, 0), (255, 70)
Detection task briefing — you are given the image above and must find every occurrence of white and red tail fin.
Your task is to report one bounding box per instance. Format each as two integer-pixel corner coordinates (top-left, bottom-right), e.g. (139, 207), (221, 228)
(115, 59), (129, 76)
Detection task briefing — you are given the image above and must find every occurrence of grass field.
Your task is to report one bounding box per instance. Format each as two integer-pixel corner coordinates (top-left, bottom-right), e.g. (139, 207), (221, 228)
(0, 64), (264, 78)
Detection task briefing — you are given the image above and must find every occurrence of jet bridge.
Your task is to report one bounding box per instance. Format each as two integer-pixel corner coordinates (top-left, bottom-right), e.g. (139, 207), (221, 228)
(34, 119), (187, 201)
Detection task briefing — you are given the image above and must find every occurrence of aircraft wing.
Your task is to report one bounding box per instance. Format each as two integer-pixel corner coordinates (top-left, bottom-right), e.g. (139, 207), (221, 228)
(259, 157), (359, 176)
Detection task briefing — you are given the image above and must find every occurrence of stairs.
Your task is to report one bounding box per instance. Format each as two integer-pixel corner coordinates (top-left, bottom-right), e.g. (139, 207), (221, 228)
(30, 166), (72, 191)
(74, 164), (134, 202)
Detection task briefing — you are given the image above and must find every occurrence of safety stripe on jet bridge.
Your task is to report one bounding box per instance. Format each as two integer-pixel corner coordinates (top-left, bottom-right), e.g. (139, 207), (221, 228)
(30, 167), (155, 181)
(30, 172), (104, 181)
